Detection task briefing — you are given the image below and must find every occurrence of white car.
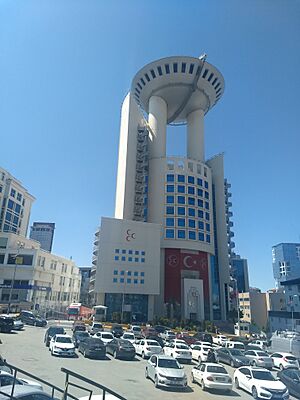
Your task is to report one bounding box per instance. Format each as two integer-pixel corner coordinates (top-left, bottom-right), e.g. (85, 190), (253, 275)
(271, 352), (299, 370)
(234, 366), (289, 399)
(130, 325), (142, 335)
(192, 341), (212, 348)
(121, 332), (136, 344)
(213, 335), (227, 346)
(164, 342), (192, 363)
(135, 339), (163, 359)
(49, 334), (76, 357)
(92, 332), (114, 345)
(191, 343), (212, 362)
(160, 330), (176, 341)
(251, 340), (268, 350)
(191, 362), (232, 393)
(0, 371), (43, 390)
(145, 354), (187, 389)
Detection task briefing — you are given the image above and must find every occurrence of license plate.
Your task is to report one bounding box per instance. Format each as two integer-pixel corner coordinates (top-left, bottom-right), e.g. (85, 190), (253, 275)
(216, 377), (225, 382)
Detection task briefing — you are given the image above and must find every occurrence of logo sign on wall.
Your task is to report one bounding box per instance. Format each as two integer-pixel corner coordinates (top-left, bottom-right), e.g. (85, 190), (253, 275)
(125, 229), (136, 242)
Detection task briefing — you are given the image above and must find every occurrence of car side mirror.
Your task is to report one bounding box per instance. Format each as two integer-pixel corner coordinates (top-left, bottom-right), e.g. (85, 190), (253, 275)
(246, 375), (251, 379)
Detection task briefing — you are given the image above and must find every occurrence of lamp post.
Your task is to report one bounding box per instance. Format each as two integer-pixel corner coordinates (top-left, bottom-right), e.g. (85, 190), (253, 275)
(121, 271), (128, 324)
(7, 241), (25, 314)
(233, 278), (240, 335)
(291, 294), (298, 331)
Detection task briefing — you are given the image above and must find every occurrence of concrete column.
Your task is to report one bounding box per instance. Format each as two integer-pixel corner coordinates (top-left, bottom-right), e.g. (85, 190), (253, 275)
(148, 96), (167, 159)
(187, 108), (204, 161)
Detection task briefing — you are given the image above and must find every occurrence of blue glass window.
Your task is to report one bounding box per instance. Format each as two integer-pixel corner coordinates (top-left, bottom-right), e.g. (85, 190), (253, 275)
(141, 251), (145, 255)
(205, 201), (209, 210)
(5, 212), (12, 222)
(120, 278), (124, 283)
(188, 176), (195, 184)
(135, 258), (139, 262)
(134, 271), (138, 276)
(188, 197), (195, 206)
(135, 251), (139, 255)
(134, 279), (138, 284)
(166, 218), (174, 227)
(114, 256), (119, 261)
(167, 174), (175, 182)
(127, 278), (131, 284)
(205, 212), (210, 220)
(198, 210), (204, 218)
(7, 200), (14, 210)
(115, 249), (120, 253)
(10, 188), (15, 197)
(166, 229), (175, 239)
(198, 199), (204, 208)
(128, 250), (133, 254)
(178, 218), (185, 227)
(166, 195), (174, 203)
(206, 234), (211, 243)
(113, 278), (117, 283)
(177, 185), (185, 193)
(122, 249), (126, 254)
(177, 175), (185, 183)
(120, 271), (125, 275)
(178, 230), (186, 239)
(199, 232), (204, 241)
(121, 256), (126, 261)
(141, 279), (145, 284)
(141, 272), (145, 276)
(197, 178), (203, 186)
(114, 270), (118, 275)
(178, 207), (185, 215)
(197, 188), (203, 197)
(128, 257), (133, 262)
(188, 208), (195, 217)
(189, 231), (196, 240)
(17, 193), (22, 202)
(127, 271), (132, 276)
(205, 191), (209, 199)
(188, 186), (195, 195)
(188, 219), (196, 228)
(177, 196), (185, 204)
(206, 223), (211, 232)
(141, 258), (145, 262)
(166, 206), (174, 215)
(204, 181), (209, 189)
(198, 221), (204, 230)
(167, 185), (174, 193)
(15, 204), (21, 214)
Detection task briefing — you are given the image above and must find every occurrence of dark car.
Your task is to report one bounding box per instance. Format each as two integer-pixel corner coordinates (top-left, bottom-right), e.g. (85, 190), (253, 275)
(154, 325), (167, 334)
(216, 347), (250, 367)
(72, 331), (90, 347)
(111, 324), (124, 338)
(44, 326), (65, 347)
(193, 332), (213, 344)
(0, 316), (14, 333)
(106, 338), (136, 360)
(146, 335), (165, 348)
(19, 310), (47, 327)
(278, 369), (300, 399)
(72, 321), (86, 332)
(78, 337), (106, 359)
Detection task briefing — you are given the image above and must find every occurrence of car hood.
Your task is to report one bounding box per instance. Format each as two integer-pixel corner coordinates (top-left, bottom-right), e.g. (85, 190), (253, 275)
(54, 343), (74, 349)
(157, 368), (185, 378)
(235, 356), (249, 363)
(256, 380), (287, 390)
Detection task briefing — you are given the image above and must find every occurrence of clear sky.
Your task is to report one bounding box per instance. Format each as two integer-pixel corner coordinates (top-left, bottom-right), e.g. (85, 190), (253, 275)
(1, 0), (299, 291)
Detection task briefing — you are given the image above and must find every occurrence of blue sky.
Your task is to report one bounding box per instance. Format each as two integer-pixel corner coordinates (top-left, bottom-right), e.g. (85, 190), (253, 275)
(1, 0), (299, 291)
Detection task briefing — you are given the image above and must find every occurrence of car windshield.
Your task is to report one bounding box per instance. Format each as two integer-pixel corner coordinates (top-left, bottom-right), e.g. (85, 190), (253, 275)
(234, 344), (244, 349)
(123, 334), (134, 339)
(102, 334), (113, 339)
(176, 344), (189, 349)
(257, 351), (268, 357)
(207, 366), (227, 374)
(252, 371), (275, 380)
(50, 328), (64, 334)
(147, 341), (159, 346)
(285, 356), (297, 360)
(76, 332), (89, 337)
(230, 350), (243, 356)
(93, 324), (102, 328)
(56, 337), (72, 343)
(158, 359), (180, 369)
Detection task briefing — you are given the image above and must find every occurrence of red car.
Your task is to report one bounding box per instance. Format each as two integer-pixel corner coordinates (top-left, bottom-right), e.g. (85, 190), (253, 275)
(176, 332), (197, 346)
(142, 327), (158, 337)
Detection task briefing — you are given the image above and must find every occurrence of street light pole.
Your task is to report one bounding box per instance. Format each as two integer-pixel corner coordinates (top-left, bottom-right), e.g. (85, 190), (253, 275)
(7, 241), (25, 314)
(121, 271), (128, 324)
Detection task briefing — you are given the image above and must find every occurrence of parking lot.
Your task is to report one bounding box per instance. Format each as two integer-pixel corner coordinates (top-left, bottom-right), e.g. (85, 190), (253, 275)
(0, 325), (297, 400)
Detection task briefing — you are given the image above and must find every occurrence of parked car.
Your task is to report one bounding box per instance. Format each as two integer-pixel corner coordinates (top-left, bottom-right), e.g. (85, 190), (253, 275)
(130, 325), (142, 336)
(145, 354), (187, 389)
(0, 316), (14, 333)
(146, 335), (165, 348)
(191, 362), (232, 393)
(224, 341), (245, 351)
(160, 330), (176, 341)
(154, 325), (167, 334)
(19, 311), (47, 327)
(245, 344), (263, 352)
(49, 334), (76, 357)
(44, 326), (65, 347)
(164, 342), (192, 363)
(88, 322), (103, 335)
(121, 332), (135, 344)
(12, 318), (24, 331)
(191, 343), (212, 363)
(213, 334), (227, 346)
(135, 339), (163, 359)
(278, 368), (300, 399)
(92, 331), (114, 345)
(106, 338), (135, 360)
(244, 350), (274, 369)
(271, 352), (299, 370)
(0, 370), (42, 390)
(78, 337), (106, 359)
(72, 321), (86, 332)
(0, 386), (55, 400)
(111, 324), (124, 338)
(251, 339), (268, 350)
(216, 348), (250, 368)
(234, 366), (289, 399)
(193, 332), (213, 344)
(175, 333), (196, 346)
(72, 331), (90, 348)
(142, 327), (157, 337)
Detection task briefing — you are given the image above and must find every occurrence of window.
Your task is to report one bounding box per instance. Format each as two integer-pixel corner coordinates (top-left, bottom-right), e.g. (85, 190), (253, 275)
(7, 199), (14, 210)
(113, 278), (117, 283)
(188, 162), (193, 171)
(188, 186), (195, 195)
(166, 185), (174, 193)
(177, 175), (185, 183)
(205, 201), (209, 210)
(141, 272), (145, 276)
(206, 223), (210, 231)
(115, 249), (120, 253)
(166, 174), (174, 182)
(178, 207), (185, 215)
(188, 208), (195, 217)
(10, 188), (16, 197)
(198, 221), (204, 230)
(204, 181), (209, 189)
(134, 279), (138, 284)
(141, 258), (145, 262)
(167, 160), (174, 170)
(114, 256), (119, 261)
(177, 185), (185, 193)
(205, 212), (210, 221)
(199, 232), (204, 241)
(198, 188), (203, 197)
(198, 199), (204, 208)
(134, 271), (138, 276)
(121, 256), (126, 261)
(135, 251), (139, 255)
(198, 210), (204, 218)
(141, 251), (145, 255)
(17, 193), (22, 202)
(205, 191), (209, 199)
(135, 258), (139, 262)
(166, 206), (174, 215)
(128, 257), (132, 262)
(120, 271), (125, 275)
(206, 234), (211, 243)
(197, 178), (203, 186)
(127, 278), (131, 284)
(166, 218), (174, 227)
(188, 176), (195, 184)
(177, 196), (185, 204)
(120, 278), (124, 283)
(188, 197), (195, 206)
(128, 250), (133, 254)
(166, 229), (174, 239)
(188, 219), (196, 228)
(178, 218), (185, 227)
(189, 231), (196, 240)
(178, 230), (186, 239)
(166, 195), (174, 203)
(122, 249), (126, 254)
(141, 279), (144, 284)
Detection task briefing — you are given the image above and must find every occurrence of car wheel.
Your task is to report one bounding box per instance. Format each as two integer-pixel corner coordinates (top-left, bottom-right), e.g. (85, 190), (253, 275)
(145, 368), (149, 379)
(235, 377), (240, 389)
(154, 376), (159, 388)
(279, 364), (284, 370)
(252, 386), (258, 399)
(191, 372), (195, 383)
(251, 360), (256, 366)
(201, 379), (206, 391)
(230, 360), (235, 367)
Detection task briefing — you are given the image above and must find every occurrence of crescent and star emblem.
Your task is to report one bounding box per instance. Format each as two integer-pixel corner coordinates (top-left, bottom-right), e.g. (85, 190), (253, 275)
(126, 229), (136, 242)
(183, 255), (198, 269)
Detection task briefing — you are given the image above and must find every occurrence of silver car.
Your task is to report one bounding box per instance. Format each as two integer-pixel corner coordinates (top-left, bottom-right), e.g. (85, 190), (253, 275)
(145, 354), (187, 388)
(244, 350), (274, 369)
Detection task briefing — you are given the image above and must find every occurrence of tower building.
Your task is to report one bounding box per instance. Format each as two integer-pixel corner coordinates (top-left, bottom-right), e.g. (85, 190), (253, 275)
(93, 56), (231, 322)
(30, 222), (55, 252)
